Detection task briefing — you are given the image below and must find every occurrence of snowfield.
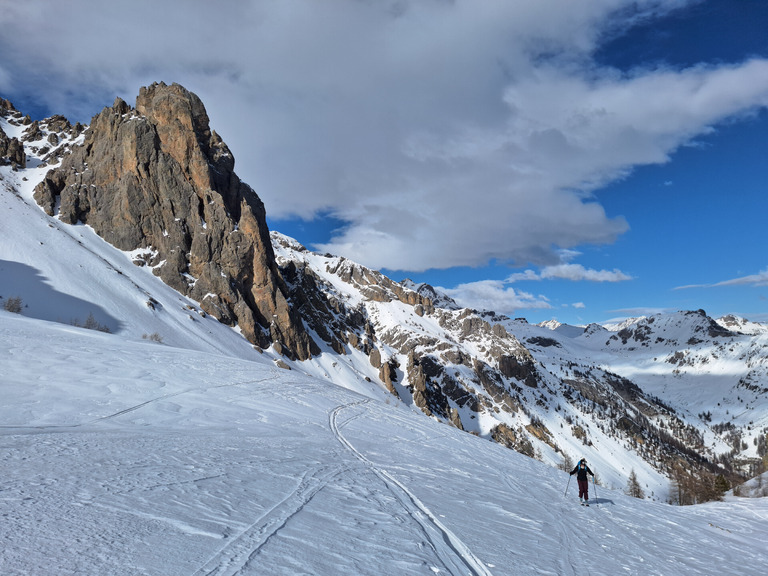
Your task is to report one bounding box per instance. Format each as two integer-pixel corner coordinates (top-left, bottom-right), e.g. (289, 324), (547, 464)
(2, 312), (768, 576)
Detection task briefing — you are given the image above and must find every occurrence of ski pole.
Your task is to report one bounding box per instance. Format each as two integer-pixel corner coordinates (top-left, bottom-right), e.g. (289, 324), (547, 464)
(593, 475), (598, 506)
(564, 474), (572, 496)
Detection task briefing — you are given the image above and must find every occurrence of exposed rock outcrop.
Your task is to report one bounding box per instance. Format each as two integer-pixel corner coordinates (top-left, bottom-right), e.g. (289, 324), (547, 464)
(0, 131), (25, 169)
(33, 82), (317, 359)
(22, 115), (85, 166)
(0, 99), (25, 169)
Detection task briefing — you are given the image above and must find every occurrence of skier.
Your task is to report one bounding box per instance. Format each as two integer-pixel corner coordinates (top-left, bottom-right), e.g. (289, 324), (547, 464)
(569, 458), (595, 505)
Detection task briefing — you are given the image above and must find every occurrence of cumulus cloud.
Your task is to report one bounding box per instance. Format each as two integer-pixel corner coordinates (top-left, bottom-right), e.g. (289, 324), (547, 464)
(438, 279), (552, 315)
(2, 1), (768, 273)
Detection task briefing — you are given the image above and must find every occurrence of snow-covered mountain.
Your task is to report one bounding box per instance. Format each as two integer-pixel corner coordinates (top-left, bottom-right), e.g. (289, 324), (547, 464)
(271, 232), (768, 499)
(2, 87), (768, 573)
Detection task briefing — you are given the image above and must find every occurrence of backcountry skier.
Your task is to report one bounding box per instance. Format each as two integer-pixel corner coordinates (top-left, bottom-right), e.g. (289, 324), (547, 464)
(569, 458), (595, 505)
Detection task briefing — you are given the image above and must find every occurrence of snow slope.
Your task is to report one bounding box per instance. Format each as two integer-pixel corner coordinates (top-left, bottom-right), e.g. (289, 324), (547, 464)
(2, 312), (768, 576)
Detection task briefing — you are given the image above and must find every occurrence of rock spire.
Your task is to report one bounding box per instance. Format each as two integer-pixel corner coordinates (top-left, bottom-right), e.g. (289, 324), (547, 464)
(34, 82), (317, 359)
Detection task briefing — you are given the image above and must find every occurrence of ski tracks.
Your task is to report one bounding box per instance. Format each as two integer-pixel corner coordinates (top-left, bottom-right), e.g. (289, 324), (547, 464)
(330, 401), (494, 576)
(190, 463), (346, 576)
(0, 376), (278, 434)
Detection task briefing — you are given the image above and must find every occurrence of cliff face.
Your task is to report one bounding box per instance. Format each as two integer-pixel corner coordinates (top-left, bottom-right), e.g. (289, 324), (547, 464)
(34, 82), (317, 359)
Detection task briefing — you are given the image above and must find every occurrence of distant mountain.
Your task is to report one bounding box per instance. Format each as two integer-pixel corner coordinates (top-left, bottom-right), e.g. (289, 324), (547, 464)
(537, 319), (586, 338)
(717, 314), (768, 336)
(2, 85), (766, 501)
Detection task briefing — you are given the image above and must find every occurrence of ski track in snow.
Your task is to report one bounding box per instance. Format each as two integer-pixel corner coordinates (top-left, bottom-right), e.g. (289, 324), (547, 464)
(330, 400), (494, 576)
(0, 377), (276, 433)
(190, 464), (348, 576)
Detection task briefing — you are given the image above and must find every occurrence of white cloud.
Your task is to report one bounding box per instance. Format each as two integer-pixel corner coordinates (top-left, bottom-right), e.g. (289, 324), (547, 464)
(713, 269), (768, 287)
(508, 264), (633, 282)
(2, 1), (768, 272)
(438, 279), (552, 315)
(437, 260), (631, 315)
(0, 65), (12, 92)
(676, 268), (768, 289)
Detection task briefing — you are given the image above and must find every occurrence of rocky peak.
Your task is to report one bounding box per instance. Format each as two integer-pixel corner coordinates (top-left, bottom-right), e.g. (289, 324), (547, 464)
(0, 99), (26, 169)
(0, 130), (25, 169)
(17, 113), (84, 167)
(717, 314), (767, 336)
(607, 309), (736, 348)
(33, 82), (317, 359)
(1, 98), (14, 113)
(134, 84), (235, 204)
(402, 279), (460, 310)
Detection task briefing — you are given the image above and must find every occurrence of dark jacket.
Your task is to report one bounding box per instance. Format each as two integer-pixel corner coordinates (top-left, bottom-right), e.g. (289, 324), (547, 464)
(570, 461), (594, 481)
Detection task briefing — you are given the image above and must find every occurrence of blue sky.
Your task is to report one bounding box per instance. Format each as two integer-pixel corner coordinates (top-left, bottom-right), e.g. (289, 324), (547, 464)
(2, 0), (767, 325)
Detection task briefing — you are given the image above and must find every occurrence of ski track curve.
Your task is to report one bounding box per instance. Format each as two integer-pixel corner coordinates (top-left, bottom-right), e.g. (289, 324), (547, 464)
(330, 401), (495, 576)
(189, 463), (345, 576)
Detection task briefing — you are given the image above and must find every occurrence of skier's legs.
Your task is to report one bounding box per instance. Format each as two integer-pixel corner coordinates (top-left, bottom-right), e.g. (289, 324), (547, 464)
(578, 479), (589, 500)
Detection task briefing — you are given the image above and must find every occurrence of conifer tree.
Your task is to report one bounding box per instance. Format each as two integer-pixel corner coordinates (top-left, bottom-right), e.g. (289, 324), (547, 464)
(714, 474), (730, 496)
(627, 469), (645, 499)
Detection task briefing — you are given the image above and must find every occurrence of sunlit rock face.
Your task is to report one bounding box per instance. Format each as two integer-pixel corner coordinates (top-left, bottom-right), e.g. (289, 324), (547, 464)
(33, 82), (317, 359)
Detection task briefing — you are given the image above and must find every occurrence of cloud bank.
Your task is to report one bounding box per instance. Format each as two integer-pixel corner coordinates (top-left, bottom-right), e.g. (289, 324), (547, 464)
(440, 260), (632, 315)
(2, 0), (768, 274)
(508, 264), (633, 283)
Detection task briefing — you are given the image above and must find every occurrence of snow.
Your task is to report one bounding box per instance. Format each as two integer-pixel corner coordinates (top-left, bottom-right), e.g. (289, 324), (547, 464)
(3, 111), (768, 575)
(732, 472), (768, 498)
(2, 312), (768, 575)
(501, 311), (768, 471)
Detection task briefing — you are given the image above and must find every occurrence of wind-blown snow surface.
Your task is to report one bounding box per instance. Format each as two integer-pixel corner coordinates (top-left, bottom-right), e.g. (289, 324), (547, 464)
(2, 313), (768, 576)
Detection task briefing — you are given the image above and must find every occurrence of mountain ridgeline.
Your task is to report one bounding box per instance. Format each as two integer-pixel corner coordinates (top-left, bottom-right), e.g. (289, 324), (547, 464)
(3, 84), (767, 501)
